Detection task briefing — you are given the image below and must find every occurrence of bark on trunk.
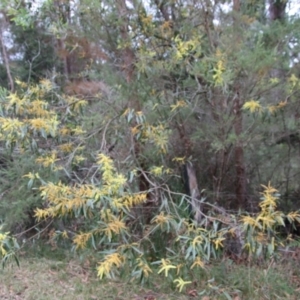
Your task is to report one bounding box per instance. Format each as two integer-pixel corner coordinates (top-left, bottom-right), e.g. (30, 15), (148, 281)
(116, 0), (152, 222)
(184, 162), (202, 224)
(0, 16), (14, 92)
(233, 0), (246, 209)
(233, 0), (240, 12)
(116, 0), (136, 84)
(234, 94), (246, 208)
(269, 0), (286, 21)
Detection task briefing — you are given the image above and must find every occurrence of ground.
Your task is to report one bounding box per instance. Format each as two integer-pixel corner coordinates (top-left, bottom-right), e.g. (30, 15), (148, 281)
(1, 245), (300, 299)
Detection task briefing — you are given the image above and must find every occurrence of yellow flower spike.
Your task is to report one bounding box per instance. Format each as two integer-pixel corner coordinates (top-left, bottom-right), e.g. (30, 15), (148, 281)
(288, 74), (298, 87)
(34, 208), (50, 221)
(137, 257), (153, 278)
(192, 235), (203, 247)
(150, 166), (164, 176)
(62, 231), (69, 239)
(23, 172), (39, 180)
(58, 143), (73, 153)
(241, 215), (258, 228)
(243, 100), (262, 113)
(191, 257), (205, 269)
(73, 232), (92, 250)
(173, 277), (192, 292)
(151, 212), (173, 229)
(157, 259), (176, 277)
(170, 100), (187, 112)
(172, 156), (186, 163)
(135, 111), (143, 116)
(122, 108), (129, 117)
(277, 100), (287, 109)
(269, 77), (279, 84)
(97, 253), (124, 279)
(267, 105), (277, 115)
(213, 237), (225, 250)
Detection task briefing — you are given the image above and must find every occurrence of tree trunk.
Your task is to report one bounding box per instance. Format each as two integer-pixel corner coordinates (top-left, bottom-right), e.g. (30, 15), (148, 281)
(234, 93), (246, 208)
(269, 0), (286, 21)
(116, 0), (152, 222)
(184, 162), (202, 224)
(233, 0), (246, 209)
(0, 15), (14, 92)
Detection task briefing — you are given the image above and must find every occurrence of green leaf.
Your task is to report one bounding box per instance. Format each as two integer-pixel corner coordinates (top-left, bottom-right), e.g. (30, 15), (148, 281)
(223, 291), (232, 300)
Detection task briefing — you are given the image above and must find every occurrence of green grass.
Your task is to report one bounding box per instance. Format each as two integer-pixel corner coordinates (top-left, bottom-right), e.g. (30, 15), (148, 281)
(0, 252), (187, 300)
(1, 246), (300, 299)
(207, 259), (300, 299)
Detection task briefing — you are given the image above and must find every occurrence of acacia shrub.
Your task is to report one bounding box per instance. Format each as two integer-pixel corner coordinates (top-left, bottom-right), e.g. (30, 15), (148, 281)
(0, 80), (299, 293)
(0, 79), (87, 234)
(31, 148), (300, 290)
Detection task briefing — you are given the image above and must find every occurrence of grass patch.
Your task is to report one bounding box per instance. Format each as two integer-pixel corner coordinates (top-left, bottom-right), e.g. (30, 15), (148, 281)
(0, 256), (186, 300)
(1, 246), (300, 299)
(207, 259), (300, 299)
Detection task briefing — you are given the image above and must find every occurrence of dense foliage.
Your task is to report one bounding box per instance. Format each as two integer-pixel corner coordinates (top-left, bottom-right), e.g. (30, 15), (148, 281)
(1, 0), (300, 295)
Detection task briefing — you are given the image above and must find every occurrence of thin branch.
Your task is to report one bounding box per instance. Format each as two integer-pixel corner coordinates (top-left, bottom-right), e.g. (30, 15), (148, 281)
(27, 40), (41, 84)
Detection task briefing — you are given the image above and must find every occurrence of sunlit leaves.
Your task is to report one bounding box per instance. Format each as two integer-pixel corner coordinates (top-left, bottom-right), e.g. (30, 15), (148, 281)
(23, 172), (40, 180)
(65, 96), (88, 113)
(58, 142), (73, 153)
(36, 152), (59, 168)
(29, 118), (50, 132)
(212, 49), (226, 86)
(241, 183), (299, 257)
(0, 79), (87, 159)
(269, 77), (279, 84)
(0, 232), (9, 256)
(170, 100), (187, 112)
(0, 117), (25, 140)
(118, 193), (147, 210)
(276, 100), (287, 109)
(144, 124), (170, 154)
(288, 74), (299, 89)
(172, 156), (186, 163)
(101, 217), (127, 241)
(192, 235), (204, 248)
(286, 211), (300, 223)
(0, 225), (19, 267)
(150, 166), (164, 176)
(34, 208), (50, 221)
(124, 108), (170, 153)
(7, 6), (33, 28)
(149, 165), (171, 178)
(39, 79), (53, 92)
(33, 154), (148, 259)
(140, 13), (154, 34)
(97, 154), (116, 180)
(28, 100), (51, 117)
(36, 181), (94, 219)
(97, 153), (127, 193)
(243, 99), (287, 116)
(241, 215), (258, 228)
(173, 36), (198, 60)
